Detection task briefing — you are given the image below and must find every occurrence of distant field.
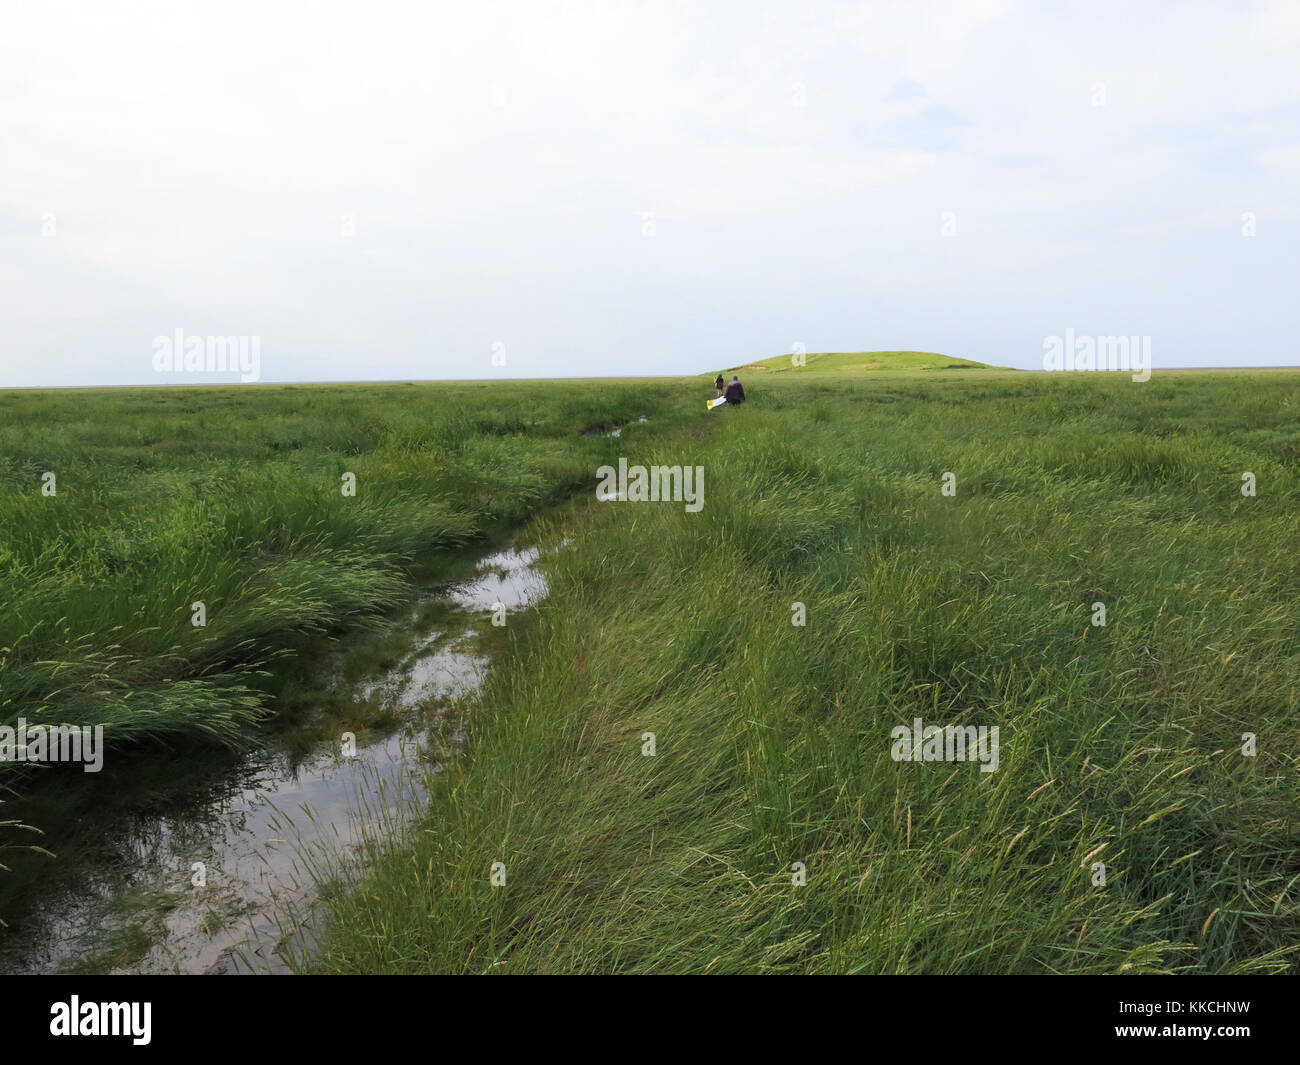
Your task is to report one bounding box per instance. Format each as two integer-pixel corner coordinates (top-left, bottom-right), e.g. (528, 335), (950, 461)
(717, 350), (1005, 374)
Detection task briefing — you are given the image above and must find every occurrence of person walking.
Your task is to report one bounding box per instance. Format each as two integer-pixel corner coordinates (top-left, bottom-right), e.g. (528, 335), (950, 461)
(715, 373), (725, 396)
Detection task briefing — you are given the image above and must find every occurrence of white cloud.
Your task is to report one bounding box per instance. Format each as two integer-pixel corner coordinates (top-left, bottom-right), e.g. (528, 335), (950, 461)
(1, 0), (1298, 385)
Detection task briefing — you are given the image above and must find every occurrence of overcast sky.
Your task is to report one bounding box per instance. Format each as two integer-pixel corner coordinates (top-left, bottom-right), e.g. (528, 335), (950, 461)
(2, 0), (1298, 387)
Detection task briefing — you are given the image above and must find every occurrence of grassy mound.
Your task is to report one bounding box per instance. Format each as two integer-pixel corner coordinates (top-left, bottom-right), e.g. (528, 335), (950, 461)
(714, 350), (1005, 375)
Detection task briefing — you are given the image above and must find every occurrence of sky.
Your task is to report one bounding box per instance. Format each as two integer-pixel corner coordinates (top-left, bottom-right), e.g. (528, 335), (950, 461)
(2, 0), (1298, 387)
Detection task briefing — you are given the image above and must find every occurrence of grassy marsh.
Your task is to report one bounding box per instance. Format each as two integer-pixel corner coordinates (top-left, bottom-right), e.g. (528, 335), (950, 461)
(313, 369), (1300, 974)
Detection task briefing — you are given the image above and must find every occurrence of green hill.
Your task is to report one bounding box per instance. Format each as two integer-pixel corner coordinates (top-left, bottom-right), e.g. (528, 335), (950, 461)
(714, 350), (1005, 375)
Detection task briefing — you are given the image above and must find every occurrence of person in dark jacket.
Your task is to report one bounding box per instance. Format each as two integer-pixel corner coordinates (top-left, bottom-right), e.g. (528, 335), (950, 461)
(715, 373), (725, 395)
(724, 375), (745, 405)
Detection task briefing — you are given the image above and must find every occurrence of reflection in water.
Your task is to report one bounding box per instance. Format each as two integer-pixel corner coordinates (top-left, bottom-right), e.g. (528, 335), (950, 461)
(0, 541), (550, 974)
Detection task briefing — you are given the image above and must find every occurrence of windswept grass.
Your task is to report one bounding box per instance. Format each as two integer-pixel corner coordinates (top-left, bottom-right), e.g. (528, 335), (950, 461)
(314, 369), (1300, 974)
(0, 379), (691, 778)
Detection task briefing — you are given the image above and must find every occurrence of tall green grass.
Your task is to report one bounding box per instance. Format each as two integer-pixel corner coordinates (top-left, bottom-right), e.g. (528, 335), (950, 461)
(0, 379), (689, 773)
(313, 370), (1300, 973)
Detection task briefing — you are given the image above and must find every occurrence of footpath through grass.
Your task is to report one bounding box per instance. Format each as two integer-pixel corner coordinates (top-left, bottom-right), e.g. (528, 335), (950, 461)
(314, 369), (1300, 974)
